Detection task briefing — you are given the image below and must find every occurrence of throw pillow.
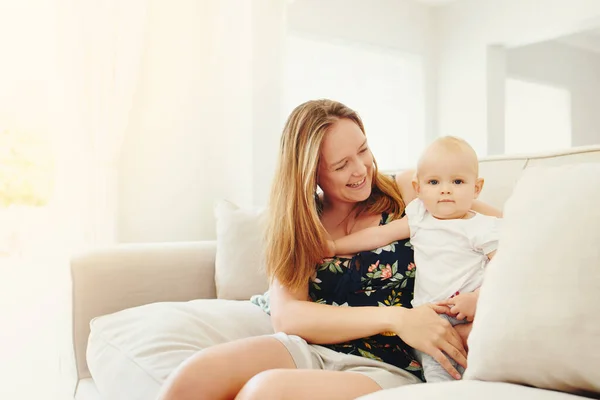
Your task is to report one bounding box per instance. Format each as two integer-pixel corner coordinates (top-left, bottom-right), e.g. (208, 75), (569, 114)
(87, 300), (274, 400)
(464, 163), (600, 397)
(214, 200), (269, 300)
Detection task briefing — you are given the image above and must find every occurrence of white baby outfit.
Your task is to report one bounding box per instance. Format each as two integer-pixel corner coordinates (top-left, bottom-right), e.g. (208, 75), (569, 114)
(405, 198), (501, 307)
(405, 198), (501, 382)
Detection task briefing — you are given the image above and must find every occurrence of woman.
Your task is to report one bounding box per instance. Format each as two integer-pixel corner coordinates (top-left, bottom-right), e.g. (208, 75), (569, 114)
(158, 100), (501, 400)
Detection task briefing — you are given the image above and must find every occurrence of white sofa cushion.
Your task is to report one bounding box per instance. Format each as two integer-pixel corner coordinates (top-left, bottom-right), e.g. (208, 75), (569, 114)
(477, 158), (527, 210)
(86, 299), (273, 400)
(214, 200), (269, 300)
(357, 381), (587, 400)
(464, 164), (600, 396)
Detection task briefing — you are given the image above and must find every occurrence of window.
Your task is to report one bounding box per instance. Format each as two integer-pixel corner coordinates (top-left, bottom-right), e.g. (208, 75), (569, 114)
(505, 78), (572, 154)
(283, 34), (425, 170)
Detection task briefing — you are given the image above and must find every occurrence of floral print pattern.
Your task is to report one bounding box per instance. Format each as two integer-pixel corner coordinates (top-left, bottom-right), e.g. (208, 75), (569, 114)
(309, 212), (423, 380)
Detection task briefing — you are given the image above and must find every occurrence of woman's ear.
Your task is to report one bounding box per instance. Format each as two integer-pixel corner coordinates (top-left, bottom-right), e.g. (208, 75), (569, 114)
(474, 178), (484, 198)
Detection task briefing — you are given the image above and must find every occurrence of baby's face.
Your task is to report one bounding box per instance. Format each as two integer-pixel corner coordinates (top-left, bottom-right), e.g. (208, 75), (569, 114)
(414, 151), (482, 219)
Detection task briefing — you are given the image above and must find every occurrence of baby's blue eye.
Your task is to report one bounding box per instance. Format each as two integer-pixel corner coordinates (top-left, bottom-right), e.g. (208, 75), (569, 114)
(428, 180), (438, 185)
(453, 179), (464, 184)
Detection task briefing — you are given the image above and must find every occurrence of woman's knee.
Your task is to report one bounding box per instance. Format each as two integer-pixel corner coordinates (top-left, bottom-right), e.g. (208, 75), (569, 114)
(157, 336), (295, 400)
(235, 369), (289, 400)
(157, 349), (234, 400)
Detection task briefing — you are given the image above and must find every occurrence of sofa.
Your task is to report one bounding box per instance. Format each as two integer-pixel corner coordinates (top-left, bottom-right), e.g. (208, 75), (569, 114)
(70, 145), (600, 400)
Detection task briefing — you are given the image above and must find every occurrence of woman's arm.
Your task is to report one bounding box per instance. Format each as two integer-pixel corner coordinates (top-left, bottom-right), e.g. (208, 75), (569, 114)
(330, 218), (409, 256)
(270, 280), (392, 343)
(270, 279), (468, 378)
(472, 199), (502, 217)
(395, 169), (503, 217)
(395, 170), (417, 204)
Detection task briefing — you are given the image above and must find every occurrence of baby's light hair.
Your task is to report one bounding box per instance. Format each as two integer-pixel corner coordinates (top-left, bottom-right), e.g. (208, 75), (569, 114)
(416, 136), (479, 178)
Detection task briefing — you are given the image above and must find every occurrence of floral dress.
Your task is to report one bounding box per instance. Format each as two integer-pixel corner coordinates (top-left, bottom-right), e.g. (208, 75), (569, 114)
(309, 211), (422, 379)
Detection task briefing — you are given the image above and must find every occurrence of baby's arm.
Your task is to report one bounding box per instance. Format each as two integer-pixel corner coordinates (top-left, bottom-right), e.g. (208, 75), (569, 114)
(326, 217), (409, 257)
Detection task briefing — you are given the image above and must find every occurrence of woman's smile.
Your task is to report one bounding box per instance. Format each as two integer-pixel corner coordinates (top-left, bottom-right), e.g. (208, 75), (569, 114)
(347, 177), (366, 189)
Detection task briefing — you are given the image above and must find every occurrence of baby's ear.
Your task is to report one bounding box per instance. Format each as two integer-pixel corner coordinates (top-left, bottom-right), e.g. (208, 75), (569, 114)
(474, 178), (484, 198)
(412, 178), (420, 195)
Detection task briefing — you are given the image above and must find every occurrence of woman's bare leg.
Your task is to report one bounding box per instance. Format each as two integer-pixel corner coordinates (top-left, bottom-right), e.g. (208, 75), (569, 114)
(156, 336), (296, 400)
(235, 369), (382, 400)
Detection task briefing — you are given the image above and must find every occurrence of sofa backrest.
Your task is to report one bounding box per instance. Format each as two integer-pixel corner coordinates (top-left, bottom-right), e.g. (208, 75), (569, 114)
(476, 145), (600, 209)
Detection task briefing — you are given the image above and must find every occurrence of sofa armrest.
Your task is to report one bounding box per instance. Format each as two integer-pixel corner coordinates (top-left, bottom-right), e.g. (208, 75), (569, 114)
(70, 241), (216, 381)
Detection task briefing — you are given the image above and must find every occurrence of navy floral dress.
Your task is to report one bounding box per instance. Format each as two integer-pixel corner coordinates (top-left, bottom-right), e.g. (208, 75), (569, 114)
(309, 211), (422, 379)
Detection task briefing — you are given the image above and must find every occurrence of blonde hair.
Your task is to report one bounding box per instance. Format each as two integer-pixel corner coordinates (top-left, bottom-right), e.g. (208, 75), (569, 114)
(265, 99), (405, 290)
(417, 136), (479, 177)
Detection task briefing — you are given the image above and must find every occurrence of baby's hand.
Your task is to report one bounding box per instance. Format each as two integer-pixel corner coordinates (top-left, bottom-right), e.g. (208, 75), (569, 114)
(324, 240), (336, 258)
(437, 291), (479, 322)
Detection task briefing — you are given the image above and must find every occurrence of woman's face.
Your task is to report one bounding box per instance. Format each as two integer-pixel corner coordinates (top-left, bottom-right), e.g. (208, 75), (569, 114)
(317, 118), (374, 206)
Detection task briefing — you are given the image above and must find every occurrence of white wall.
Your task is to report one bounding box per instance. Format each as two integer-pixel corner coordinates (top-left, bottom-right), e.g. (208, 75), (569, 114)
(435, 0), (600, 155)
(118, 0), (434, 242)
(287, 0), (437, 142)
(507, 41), (600, 147)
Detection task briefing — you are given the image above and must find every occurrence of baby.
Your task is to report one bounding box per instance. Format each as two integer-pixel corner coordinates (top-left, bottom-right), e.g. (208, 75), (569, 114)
(326, 136), (501, 382)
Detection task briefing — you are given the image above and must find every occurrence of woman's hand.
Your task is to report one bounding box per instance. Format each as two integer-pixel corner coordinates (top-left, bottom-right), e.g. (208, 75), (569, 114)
(453, 323), (473, 351)
(388, 304), (467, 380)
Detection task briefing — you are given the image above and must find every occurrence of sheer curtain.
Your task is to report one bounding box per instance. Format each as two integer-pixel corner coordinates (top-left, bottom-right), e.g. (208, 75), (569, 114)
(1, 1), (148, 397)
(53, 1), (148, 396)
(0, 2), (70, 398)
(1, 1), (287, 397)
(55, 0), (148, 247)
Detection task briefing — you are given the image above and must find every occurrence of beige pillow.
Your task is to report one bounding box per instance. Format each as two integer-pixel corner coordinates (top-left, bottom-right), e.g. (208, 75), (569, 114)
(87, 300), (273, 400)
(214, 200), (269, 300)
(464, 164), (600, 397)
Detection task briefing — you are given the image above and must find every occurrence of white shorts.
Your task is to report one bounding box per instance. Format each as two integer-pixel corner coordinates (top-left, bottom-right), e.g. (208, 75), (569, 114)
(272, 332), (422, 390)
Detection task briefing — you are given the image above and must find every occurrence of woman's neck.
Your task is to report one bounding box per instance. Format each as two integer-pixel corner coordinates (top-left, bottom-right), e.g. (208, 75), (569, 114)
(321, 196), (360, 235)
(321, 195), (355, 218)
